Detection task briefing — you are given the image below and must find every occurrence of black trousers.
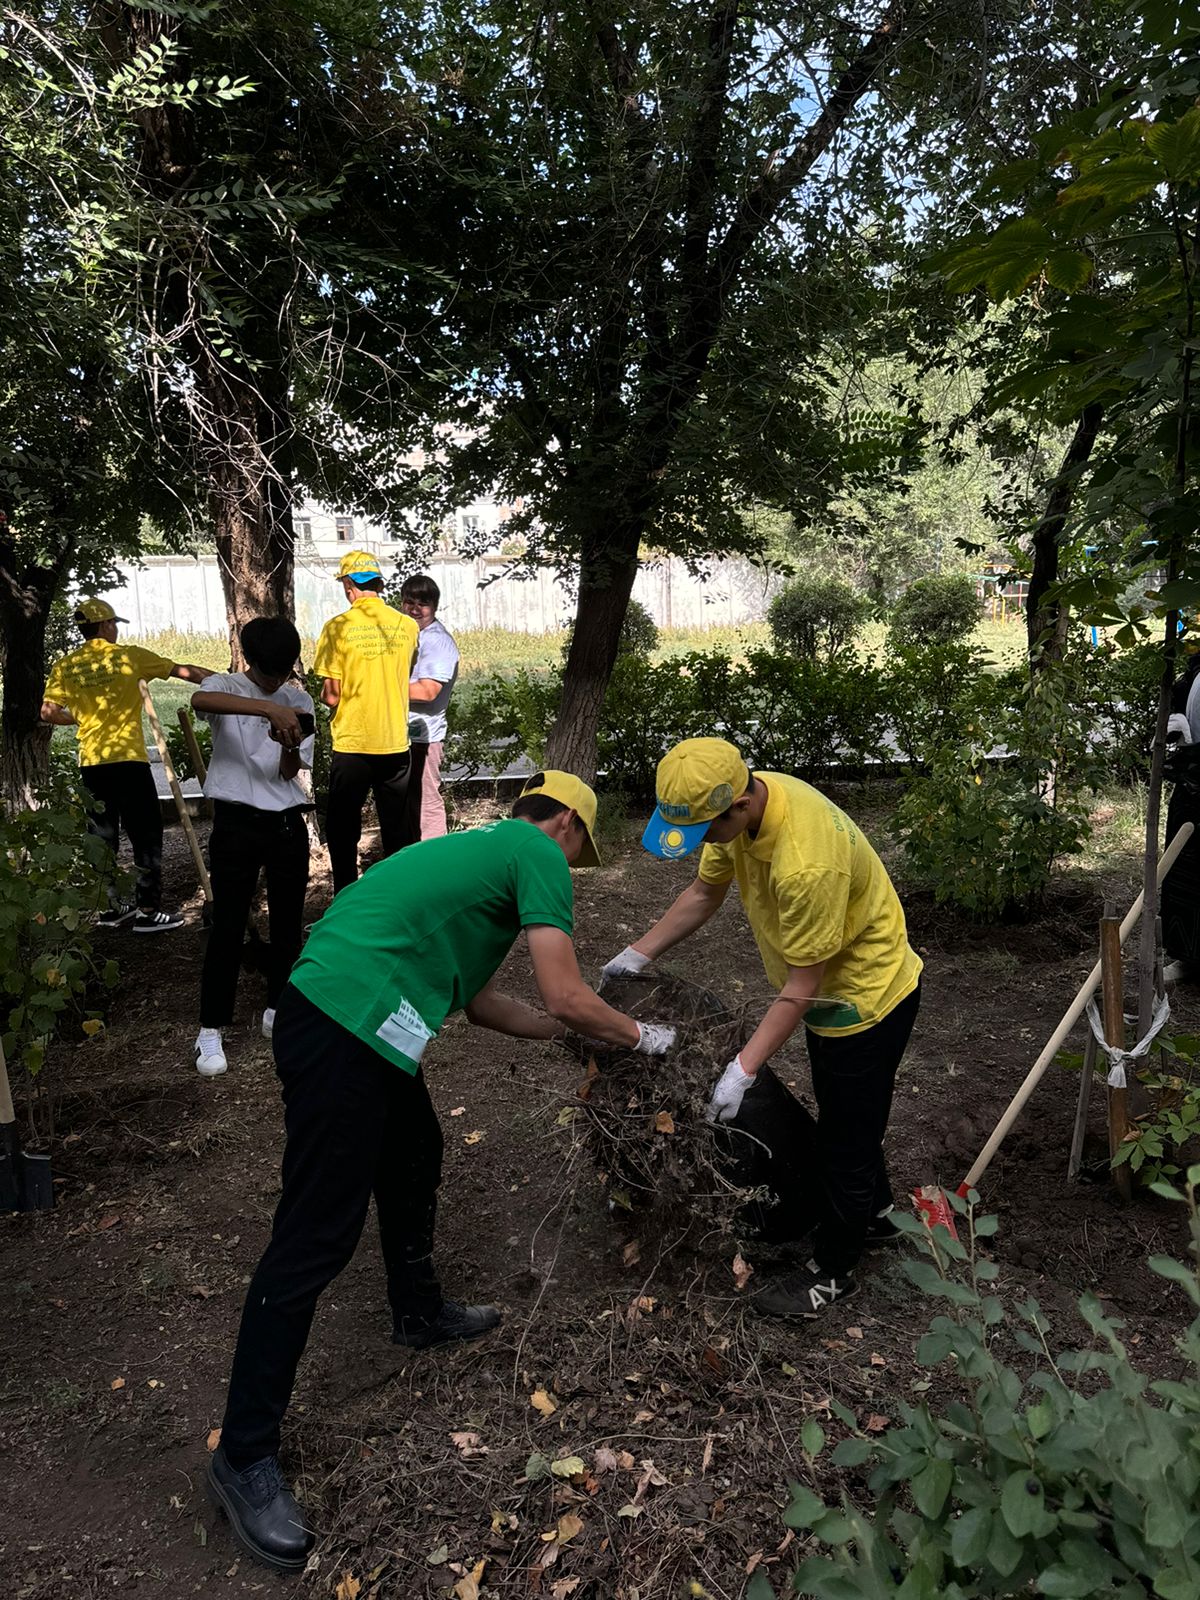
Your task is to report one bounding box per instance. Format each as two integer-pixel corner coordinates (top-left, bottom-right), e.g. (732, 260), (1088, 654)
(220, 985), (444, 1467)
(81, 761), (163, 911)
(404, 740), (429, 845)
(807, 983), (921, 1275)
(326, 750), (413, 893)
(198, 802), (310, 1027)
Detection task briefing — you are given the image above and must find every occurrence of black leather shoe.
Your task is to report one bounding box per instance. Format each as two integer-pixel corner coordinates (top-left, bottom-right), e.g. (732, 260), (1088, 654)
(393, 1298), (502, 1350)
(207, 1446), (314, 1573)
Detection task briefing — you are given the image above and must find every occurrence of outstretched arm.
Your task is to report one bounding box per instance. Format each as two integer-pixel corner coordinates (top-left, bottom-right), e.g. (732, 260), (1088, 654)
(170, 663), (216, 683)
(40, 699), (75, 726)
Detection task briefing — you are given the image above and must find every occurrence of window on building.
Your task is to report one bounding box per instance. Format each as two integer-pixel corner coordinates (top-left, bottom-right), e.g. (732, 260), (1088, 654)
(296, 518), (312, 544)
(335, 516), (354, 542)
(461, 513), (482, 538)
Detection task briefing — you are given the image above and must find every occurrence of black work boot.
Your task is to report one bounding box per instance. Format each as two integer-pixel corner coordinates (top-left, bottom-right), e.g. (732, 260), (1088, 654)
(751, 1259), (858, 1320)
(208, 1446), (314, 1573)
(864, 1205), (903, 1248)
(393, 1298), (502, 1350)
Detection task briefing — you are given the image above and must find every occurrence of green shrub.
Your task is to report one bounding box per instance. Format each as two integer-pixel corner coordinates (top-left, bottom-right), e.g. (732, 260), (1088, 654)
(738, 650), (887, 779)
(445, 668), (562, 779)
(164, 714), (212, 782)
(893, 676), (1094, 920)
(768, 575), (869, 660)
(1114, 1031), (1200, 1186)
(778, 1182), (1200, 1600)
(890, 572), (981, 647)
(884, 642), (1011, 770)
(302, 671), (335, 835)
(1078, 638), (1164, 787)
(0, 773), (119, 1083)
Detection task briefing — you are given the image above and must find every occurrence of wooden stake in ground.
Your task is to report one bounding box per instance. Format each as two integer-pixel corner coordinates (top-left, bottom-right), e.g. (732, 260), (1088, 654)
(139, 681), (212, 907)
(1068, 899), (1114, 1183)
(1100, 908), (1132, 1202)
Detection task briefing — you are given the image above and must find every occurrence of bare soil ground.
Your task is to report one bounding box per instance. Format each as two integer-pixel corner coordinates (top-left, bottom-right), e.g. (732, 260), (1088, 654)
(1, 787), (1196, 1600)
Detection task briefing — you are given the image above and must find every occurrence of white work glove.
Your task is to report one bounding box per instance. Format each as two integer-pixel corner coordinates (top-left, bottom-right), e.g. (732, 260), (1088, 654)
(634, 1022), (676, 1055)
(601, 946), (652, 982)
(707, 1055), (754, 1123)
(1168, 712), (1192, 745)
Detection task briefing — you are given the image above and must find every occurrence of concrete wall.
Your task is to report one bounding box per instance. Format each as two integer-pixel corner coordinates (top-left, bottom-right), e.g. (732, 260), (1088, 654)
(97, 553), (780, 639)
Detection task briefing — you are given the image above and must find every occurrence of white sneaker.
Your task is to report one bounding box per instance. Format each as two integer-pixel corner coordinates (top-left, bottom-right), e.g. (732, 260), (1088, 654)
(194, 1028), (228, 1077)
(261, 1008), (276, 1040)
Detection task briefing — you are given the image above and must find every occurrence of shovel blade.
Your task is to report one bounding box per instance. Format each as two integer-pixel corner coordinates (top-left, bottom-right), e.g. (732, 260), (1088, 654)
(19, 1151), (54, 1212)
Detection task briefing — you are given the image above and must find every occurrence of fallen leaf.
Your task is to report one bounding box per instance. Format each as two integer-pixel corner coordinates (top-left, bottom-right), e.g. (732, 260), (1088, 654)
(821, 1339), (849, 1353)
(731, 1252), (754, 1292)
(189, 1285), (214, 1299)
(654, 1110), (675, 1134)
(745, 1550), (764, 1576)
(593, 1446), (619, 1475)
(147, 1378), (161, 1389)
(551, 1455), (585, 1478)
(869, 1352), (887, 1368)
(426, 1544), (449, 1566)
(335, 1574), (361, 1600)
(622, 1239), (640, 1267)
(846, 1326), (864, 1341)
(556, 1513), (584, 1544)
(701, 1344), (726, 1379)
(530, 1388), (558, 1418)
(701, 1433), (715, 1474)
(864, 1413), (890, 1433)
(781, 1361), (799, 1376)
(206, 1427), (221, 1452)
(490, 1509), (518, 1534)
(550, 1580), (582, 1598)
(616, 1504), (643, 1519)
(449, 1106), (466, 1116)
(97, 1213), (121, 1231)
(450, 1430), (489, 1459)
(453, 1559), (486, 1600)
(632, 1408), (655, 1423)
(81, 1018), (104, 1037)
(633, 1459), (668, 1503)
(110, 1377), (126, 1391)
(463, 1130), (485, 1145)
(617, 1450), (636, 1470)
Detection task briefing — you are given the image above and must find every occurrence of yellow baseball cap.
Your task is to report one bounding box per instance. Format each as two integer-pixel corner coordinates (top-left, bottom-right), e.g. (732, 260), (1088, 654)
(642, 737), (750, 859)
(74, 597), (127, 625)
(335, 549), (384, 583)
(519, 770), (601, 868)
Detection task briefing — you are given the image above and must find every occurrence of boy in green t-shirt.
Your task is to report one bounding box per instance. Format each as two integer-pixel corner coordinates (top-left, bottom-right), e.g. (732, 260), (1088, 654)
(209, 772), (676, 1574)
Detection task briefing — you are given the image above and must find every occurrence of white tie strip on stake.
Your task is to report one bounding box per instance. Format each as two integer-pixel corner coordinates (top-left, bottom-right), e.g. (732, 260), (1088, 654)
(1084, 990), (1173, 1088)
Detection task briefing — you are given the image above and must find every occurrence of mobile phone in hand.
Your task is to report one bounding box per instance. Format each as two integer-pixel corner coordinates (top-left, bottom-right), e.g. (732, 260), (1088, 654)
(296, 711), (316, 737)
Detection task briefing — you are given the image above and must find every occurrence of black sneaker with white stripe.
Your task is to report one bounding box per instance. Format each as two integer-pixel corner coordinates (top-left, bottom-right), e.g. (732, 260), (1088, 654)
(132, 909), (185, 934)
(751, 1258), (858, 1320)
(864, 1205), (903, 1247)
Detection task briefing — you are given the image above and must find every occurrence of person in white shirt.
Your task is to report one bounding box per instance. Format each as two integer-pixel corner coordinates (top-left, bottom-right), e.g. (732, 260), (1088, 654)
(399, 573), (460, 840)
(189, 618), (316, 1077)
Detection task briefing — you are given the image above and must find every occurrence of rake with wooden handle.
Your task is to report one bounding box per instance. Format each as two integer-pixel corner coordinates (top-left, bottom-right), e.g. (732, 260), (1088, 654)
(915, 819), (1195, 1235)
(139, 681), (213, 911)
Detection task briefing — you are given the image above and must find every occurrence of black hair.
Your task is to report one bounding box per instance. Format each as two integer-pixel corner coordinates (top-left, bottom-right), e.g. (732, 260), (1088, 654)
(241, 616), (301, 676)
(79, 620), (105, 640)
(401, 573), (440, 608)
(345, 574), (384, 594)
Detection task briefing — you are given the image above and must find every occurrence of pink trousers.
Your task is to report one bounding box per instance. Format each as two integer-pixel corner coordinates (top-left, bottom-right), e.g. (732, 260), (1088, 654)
(419, 741), (447, 837)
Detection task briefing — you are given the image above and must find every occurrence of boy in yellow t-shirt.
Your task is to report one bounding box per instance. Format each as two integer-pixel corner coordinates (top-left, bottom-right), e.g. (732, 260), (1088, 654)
(313, 551), (419, 892)
(40, 599), (214, 931)
(605, 737), (922, 1320)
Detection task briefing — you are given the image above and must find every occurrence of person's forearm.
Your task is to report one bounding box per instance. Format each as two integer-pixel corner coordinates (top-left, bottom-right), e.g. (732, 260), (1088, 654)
(546, 981), (640, 1047)
(321, 678), (340, 709)
(192, 691), (278, 719)
(40, 701), (75, 726)
(172, 663), (215, 683)
(738, 994), (813, 1074)
(634, 879), (727, 960)
(279, 749), (302, 780)
(466, 986), (565, 1040)
(409, 679), (443, 703)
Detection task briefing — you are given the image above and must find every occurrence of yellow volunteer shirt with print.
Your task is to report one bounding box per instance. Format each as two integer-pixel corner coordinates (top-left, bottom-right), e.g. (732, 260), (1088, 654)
(314, 593), (418, 755)
(44, 639), (175, 768)
(698, 772), (921, 1037)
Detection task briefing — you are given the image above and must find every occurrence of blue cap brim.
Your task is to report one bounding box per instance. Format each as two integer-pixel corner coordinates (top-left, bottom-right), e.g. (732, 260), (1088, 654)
(346, 570), (382, 583)
(641, 813), (712, 859)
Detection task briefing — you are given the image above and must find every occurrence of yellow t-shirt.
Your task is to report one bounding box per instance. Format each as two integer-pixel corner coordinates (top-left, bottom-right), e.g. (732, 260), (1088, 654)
(44, 639), (175, 768)
(698, 772), (922, 1036)
(314, 594), (418, 755)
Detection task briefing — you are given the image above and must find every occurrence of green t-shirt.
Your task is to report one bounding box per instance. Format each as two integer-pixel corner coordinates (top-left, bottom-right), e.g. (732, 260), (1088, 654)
(290, 819), (574, 1073)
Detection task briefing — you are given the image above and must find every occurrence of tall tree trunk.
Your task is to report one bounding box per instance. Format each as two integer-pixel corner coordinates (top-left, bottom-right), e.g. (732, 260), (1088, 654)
(1026, 402), (1104, 667)
(0, 554), (58, 811)
(544, 529), (640, 781)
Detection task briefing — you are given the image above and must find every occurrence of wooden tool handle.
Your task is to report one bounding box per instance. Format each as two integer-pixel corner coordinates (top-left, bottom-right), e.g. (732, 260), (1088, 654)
(176, 707), (208, 784)
(0, 1037), (16, 1128)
